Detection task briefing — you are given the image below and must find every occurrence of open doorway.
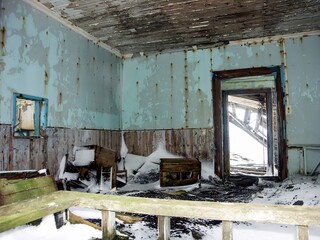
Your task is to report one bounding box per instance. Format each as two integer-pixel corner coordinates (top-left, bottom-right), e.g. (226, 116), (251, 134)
(225, 91), (278, 176)
(212, 67), (287, 181)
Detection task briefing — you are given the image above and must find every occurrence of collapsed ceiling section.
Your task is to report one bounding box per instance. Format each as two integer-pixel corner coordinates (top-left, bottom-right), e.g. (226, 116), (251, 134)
(37, 0), (320, 55)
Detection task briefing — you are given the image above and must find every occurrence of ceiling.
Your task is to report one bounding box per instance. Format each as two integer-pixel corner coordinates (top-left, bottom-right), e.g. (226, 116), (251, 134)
(37, 0), (320, 55)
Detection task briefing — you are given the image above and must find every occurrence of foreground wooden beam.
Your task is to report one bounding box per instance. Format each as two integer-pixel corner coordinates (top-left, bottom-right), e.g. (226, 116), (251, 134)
(0, 192), (76, 233)
(70, 191), (320, 226)
(1, 190), (320, 239)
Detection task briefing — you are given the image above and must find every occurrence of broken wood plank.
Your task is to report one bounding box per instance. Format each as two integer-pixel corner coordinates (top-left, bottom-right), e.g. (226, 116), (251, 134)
(69, 211), (101, 230)
(116, 212), (142, 224)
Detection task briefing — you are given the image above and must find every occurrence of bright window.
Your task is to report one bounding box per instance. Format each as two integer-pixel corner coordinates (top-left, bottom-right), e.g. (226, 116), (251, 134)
(13, 93), (48, 137)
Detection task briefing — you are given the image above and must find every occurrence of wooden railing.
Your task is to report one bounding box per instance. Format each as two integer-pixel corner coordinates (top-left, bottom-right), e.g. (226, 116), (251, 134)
(1, 191), (319, 240)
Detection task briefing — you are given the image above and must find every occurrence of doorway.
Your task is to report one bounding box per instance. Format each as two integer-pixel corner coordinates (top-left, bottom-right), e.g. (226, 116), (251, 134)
(212, 67), (287, 181)
(224, 91), (277, 176)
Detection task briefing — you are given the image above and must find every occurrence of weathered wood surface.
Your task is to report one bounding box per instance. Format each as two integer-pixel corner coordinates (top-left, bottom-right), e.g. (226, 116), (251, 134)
(0, 125), (121, 176)
(0, 191), (77, 233)
(123, 129), (214, 161)
(160, 158), (201, 187)
(102, 210), (116, 240)
(36, 0), (320, 54)
(1, 191), (320, 235)
(158, 216), (170, 240)
(0, 125), (214, 177)
(222, 221), (233, 240)
(297, 225), (309, 240)
(0, 176), (57, 205)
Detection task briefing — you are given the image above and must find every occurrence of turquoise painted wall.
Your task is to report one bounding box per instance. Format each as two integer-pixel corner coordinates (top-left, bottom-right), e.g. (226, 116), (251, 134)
(123, 35), (320, 175)
(0, 0), (121, 129)
(1, 0), (319, 175)
(122, 41), (282, 130)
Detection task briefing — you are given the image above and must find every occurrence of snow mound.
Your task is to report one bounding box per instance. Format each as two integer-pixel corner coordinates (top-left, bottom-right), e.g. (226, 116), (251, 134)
(126, 142), (180, 184)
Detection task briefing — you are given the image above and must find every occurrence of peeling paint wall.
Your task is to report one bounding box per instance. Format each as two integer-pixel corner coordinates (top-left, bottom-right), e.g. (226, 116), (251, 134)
(284, 36), (320, 174)
(1, 0), (319, 177)
(0, 0), (121, 130)
(123, 40), (281, 130)
(123, 35), (320, 175)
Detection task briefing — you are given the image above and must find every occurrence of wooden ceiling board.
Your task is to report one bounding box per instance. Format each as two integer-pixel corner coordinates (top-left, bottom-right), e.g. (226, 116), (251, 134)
(36, 0), (320, 55)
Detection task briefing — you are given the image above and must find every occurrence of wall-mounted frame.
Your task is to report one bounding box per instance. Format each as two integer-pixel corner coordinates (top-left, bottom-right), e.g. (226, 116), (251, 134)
(12, 93), (48, 137)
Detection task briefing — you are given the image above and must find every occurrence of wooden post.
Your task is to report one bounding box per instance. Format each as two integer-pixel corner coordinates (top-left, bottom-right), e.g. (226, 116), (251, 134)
(222, 221), (233, 240)
(102, 210), (116, 240)
(297, 225), (309, 240)
(158, 216), (170, 240)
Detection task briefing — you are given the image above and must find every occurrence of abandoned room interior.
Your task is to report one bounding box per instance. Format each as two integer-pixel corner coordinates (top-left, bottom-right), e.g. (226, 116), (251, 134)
(0, 0), (320, 239)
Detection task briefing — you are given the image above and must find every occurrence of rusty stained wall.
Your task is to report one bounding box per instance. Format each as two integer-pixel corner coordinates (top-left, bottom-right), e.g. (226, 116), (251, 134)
(0, 0), (121, 130)
(122, 40), (281, 130)
(0, 124), (121, 174)
(123, 35), (320, 174)
(284, 36), (320, 174)
(123, 129), (214, 161)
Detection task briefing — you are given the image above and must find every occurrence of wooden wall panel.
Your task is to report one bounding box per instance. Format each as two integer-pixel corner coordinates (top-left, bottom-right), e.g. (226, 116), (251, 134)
(123, 129), (214, 162)
(0, 125), (121, 175)
(0, 124), (213, 175)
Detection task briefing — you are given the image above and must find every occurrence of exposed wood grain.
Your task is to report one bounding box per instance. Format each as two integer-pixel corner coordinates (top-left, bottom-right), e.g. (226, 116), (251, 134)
(0, 176), (57, 205)
(102, 210), (116, 240)
(222, 221), (233, 240)
(0, 192), (76, 233)
(297, 225), (309, 240)
(34, 0), (320, 54)
(158, 216), (170, 240)
(1, 191), (319, 235)
(0, 125), (121, 176)
(123, 129), (214, 162)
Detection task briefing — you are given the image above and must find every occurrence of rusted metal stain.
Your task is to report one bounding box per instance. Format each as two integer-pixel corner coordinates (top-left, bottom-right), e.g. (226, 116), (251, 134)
(279, 39), (291, 116)
(209, 48), (213, 71)
(44, 71), (49, 85)
(184, 50), (189, 128)
(59, 92), (62, 105)
(170, 62), (174, 124)
(1, 27), (6, 48)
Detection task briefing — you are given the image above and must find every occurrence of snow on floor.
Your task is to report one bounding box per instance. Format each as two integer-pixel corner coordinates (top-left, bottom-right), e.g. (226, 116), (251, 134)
(2, 140), (320, 240)
(1, 175), (319, 240)
(0, 214), (101, 240)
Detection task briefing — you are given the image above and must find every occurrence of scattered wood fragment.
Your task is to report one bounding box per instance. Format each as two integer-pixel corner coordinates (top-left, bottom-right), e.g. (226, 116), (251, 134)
(69, 211), (101, 230)
(116, 212), (142, 224)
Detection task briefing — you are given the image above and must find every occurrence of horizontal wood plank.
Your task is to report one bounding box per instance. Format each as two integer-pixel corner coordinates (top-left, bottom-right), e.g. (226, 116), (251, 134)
(0, 176), (57, 205)
(1, 191), (319, 234)
(0, 192), (77, 233)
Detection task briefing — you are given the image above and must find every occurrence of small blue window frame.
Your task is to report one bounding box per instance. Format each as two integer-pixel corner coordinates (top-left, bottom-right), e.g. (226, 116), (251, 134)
(12, 93), (48, 137)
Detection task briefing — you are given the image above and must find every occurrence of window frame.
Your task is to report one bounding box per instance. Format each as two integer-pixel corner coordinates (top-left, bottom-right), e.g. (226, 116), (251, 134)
(12, 93), (48, 138)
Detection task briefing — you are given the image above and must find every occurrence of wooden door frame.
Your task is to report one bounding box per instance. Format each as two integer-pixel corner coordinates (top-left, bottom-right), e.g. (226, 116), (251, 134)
(212, 67), (287, 181)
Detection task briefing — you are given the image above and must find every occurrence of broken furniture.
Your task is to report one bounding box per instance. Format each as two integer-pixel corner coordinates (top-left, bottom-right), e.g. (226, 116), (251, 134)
(0, 175), (66, 229)
(57, 145), (127, 191)
(160, 158), (201, 187)
(86, 145), (118, 190)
